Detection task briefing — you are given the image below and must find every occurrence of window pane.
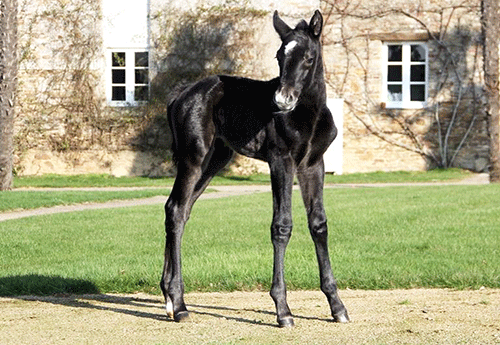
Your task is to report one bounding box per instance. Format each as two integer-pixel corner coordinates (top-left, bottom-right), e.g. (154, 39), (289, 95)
(112, 86), (126, 101)
(411, 65), (426, 82)
(112, 70), (126, 84)
(112, 52), (126, 67)
(135, 69), (148, 84)
(388, 85), (402, 102)
(135, 52), (149, 67)
(411, 85), (425, 101)
(388, 65), (402, 82)
(135, 86), (149, 101)
(388, 45), (402, 62)
(411, 45), (426, 62)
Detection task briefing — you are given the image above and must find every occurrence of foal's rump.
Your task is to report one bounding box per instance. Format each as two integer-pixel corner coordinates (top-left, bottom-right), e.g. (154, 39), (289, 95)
(167, 76), (224, 164)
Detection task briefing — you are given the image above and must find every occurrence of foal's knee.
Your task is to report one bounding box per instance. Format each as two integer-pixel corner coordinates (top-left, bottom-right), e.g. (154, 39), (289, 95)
(309, 209), (328, 240)
(310, 219), (328, 240)
(271, 218), (293, 244)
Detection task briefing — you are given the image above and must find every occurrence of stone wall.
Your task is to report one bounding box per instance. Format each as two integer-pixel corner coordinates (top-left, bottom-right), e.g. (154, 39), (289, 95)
(14, 0), (489, 176)
(14, 0), (319, 176)
(321, 0), (488, 173)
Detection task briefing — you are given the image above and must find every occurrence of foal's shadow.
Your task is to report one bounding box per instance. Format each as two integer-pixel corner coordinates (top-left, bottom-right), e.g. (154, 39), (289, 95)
(188, 303), (333, 327)
(13, 291), (276, 326)
(16, 294), (330, 328)
(16, 294), (281, 327)
(188, 303), (277, 327)
(3, 273), (328, 327)
(17, 294), (169, 322)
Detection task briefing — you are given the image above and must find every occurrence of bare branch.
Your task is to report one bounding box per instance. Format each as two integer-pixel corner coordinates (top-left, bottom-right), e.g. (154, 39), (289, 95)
(321, 0), (483, 169)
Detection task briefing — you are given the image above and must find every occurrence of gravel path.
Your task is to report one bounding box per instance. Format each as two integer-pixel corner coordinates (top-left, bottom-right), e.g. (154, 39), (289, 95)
(0, 185), (272, 222)
(0, 173), (489, 222)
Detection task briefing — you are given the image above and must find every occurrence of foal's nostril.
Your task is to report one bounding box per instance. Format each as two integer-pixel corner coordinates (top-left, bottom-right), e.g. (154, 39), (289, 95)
(274, 86), (299, 111)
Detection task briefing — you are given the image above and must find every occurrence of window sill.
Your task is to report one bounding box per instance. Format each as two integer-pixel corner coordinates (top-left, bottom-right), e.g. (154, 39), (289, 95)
(108, 101), (148, 107)
(382, 101), (427, 110)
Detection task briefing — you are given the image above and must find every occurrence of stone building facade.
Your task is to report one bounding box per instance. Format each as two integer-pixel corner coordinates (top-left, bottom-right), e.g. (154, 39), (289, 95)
(322, 0), (487, 173)
(14, 0), (489, 176)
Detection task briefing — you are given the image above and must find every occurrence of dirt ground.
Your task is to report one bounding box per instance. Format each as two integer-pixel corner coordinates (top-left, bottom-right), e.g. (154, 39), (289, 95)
(1, 289), (499, 344)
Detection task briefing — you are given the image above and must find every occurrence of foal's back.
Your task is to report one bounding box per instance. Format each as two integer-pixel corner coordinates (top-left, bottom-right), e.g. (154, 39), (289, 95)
(168, 74), (282, 161)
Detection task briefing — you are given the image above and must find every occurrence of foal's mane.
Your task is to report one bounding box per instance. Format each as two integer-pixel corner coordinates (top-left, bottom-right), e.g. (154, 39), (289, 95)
(294, 20), (309, 32)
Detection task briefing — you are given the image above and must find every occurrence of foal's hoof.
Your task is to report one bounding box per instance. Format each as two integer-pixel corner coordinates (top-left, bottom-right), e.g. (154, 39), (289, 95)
(333, 311), (350, 323)
(278, 317), (295, 328)
(174, 311), (191, 323)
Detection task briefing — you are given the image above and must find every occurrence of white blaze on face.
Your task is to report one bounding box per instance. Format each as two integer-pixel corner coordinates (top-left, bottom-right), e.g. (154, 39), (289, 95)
(284, 40), (298, 56)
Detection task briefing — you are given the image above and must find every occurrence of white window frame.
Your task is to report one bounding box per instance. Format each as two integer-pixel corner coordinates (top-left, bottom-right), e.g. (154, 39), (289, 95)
(382, 42), (429, 109)
(106, 49), (150, 107)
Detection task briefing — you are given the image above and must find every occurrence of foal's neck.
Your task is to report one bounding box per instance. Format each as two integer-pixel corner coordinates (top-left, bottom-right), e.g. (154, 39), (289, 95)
(303, 59), (327, 108)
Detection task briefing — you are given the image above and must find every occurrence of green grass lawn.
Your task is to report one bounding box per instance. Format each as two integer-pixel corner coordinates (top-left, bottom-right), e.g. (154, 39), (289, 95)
(0, 189), (171, 212)
(12, 173), (272, 188)
(324, 168), (473, 184)
(1, 184), (498, 296)
(12, 168), (471, 188)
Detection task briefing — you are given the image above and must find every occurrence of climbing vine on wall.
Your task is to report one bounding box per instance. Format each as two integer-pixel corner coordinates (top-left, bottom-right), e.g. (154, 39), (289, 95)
(17, 0), (108, 154)
(133, 5), (267, 152)
(321, 0), (487, 170)
(15, 1), (267, 163)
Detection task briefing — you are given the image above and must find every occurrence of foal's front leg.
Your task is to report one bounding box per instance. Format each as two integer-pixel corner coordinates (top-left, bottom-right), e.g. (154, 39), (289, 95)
(297, 161), (349, 323)
(269, 155), (295, 327)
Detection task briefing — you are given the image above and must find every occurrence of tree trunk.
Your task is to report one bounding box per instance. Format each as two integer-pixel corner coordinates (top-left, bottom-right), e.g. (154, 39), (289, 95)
(483, 0), (500, 183)
(0, 0), (18, 190)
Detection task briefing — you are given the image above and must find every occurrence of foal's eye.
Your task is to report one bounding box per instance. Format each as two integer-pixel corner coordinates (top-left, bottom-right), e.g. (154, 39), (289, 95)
(304, 56), (314, 65)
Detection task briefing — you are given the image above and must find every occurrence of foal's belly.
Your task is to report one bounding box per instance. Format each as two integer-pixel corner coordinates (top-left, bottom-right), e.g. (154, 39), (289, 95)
(220, 128), (268, 162)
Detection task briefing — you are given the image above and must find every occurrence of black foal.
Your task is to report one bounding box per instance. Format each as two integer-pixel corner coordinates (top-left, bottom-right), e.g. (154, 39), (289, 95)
(161, 10), (349, 327)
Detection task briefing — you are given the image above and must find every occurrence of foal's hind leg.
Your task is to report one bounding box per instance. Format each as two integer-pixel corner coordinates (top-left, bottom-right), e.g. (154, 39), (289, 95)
(161, 140), (233, 322)
(161, 161), (202, 322)
(191, 139), (234, 202)
(297, 160), (349, 323)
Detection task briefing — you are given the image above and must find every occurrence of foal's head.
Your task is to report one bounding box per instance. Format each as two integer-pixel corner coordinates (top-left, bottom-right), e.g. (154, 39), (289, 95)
(273, 10), (324, 112)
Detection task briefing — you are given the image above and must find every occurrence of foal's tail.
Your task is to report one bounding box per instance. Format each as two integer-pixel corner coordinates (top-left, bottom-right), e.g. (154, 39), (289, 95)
(167, 98), (179, 165)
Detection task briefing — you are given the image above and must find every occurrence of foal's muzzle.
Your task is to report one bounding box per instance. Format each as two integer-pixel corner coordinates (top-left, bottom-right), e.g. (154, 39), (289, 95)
(274, 85), (299, 112)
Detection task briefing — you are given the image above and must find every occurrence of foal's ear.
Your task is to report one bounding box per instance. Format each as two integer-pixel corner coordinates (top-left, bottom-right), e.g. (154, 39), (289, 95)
(309, 10), (323, 38)
(273, 11), (292, 40)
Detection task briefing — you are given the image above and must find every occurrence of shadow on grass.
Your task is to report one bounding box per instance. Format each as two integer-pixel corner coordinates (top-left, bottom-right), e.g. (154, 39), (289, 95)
(0, 274), (100, 296)
(0, 275), (332, 327)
